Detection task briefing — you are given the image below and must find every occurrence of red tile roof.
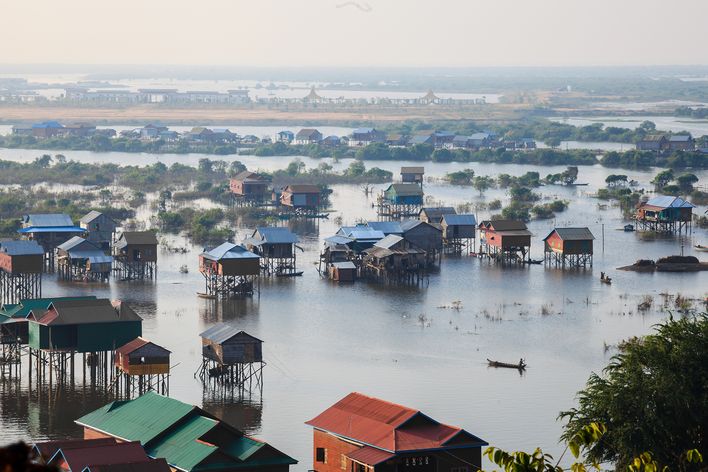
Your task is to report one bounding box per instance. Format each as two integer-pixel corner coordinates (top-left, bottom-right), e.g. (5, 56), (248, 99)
(305, 392), (486, 453)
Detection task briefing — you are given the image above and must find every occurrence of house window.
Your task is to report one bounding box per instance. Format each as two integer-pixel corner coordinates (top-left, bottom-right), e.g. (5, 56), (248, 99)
(341, 454), (347, 470)
(316, 447), (327, 463)
(356, 464), (367, 472)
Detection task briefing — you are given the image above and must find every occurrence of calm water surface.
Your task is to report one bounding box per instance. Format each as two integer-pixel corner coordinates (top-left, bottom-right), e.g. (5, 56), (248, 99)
(0, 150), (706, 470)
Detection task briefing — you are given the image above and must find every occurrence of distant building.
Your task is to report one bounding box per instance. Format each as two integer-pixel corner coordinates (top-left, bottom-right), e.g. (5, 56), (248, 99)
(419, 206), (456, 224)
(63, 123), (97, 137)
(349, 128), (386, 147)
(80, 211), (117, 251)
(321, 135), (341, 147)
(667, 134), (695, 151)
(280, 184), (321, 209)
(306, 392), (487, 472)
(294, 128), (323, 145)
(383, 183), (424, 205)
(277, 130), (295, 143)
(400, 166), (425, 185)
(31, 121), (64, 138)
(230, 171), (270, 202)
(636, 134), (668, 151)
(543, 227), (594, 267)
(635, 195), (695, 233)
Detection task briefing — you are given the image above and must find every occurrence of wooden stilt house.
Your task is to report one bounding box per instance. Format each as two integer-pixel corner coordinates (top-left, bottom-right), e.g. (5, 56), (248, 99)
(400, 219), (443, 265)
(543, 227), (594, 267)
(113, 231), (158, 280)
(244, 227), (300, 275)
(635, 196), (695, 234)
(57, 236), (113, 282)
(199, 242), (261, 298)
(18, 213), (86, 271)
(440, 214), (477, 254)
(80, 211), (117, 251)
(478, 220), (532, 263)
(197, 323), (265, 390)
(114, 337), (171, 396)
(0, 240), (44, 304)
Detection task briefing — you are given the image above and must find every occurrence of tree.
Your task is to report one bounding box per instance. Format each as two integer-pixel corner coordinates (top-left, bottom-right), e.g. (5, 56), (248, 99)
(651, 169), (674, 190)
(561, 166), (579, 185)
(286, 158), (305, 176)
(33, 154), (52, 168)
(546, 137), (562, 148)
(473, 175), (494, 195)
(676, 173), (699, 193)
(198, 158), (214, 174)
(605, 174), (628, 187)
(446, 169), (475, 185)
(346, 160), (366, 177)
(228, 160), (247, 176)
(639, 120), (657, 132)
(560, 314), (708, 471)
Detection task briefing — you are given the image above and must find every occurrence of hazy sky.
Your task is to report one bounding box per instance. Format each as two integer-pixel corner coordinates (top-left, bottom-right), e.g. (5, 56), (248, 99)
(2, 0), (708, 67)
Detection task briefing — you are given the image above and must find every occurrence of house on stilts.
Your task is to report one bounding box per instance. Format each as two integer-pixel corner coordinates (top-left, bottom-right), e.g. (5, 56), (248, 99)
(635, 196), (695, 234)
(57, 236), (113, 282)
(478, 219), (532, 263)
(0, 240), (44, 304)
(244, 227), (300, 276)
(543, 227), (595, 268)
(199, 242), (261, 298)
(113, 231), (158, 280)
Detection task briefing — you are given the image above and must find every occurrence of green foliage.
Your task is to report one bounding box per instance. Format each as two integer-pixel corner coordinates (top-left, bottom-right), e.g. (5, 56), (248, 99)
(606, 174), (629, 187)
(473, 175), (495, 195)
(502, 202), (531, 221)
(559, 314), (708, 471)
(446, 169), (475, 185)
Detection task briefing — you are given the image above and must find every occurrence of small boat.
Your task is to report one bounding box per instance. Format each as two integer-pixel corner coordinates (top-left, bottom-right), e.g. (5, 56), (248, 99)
(276, 271), (304, 277)
(524, 259), (543, 265)
(600, 272), (612, 285)
(695, 244), (708, 252)
(487, 358), (526, 370)
(623, 224), (635, 232)
(197, 292), (217, 299)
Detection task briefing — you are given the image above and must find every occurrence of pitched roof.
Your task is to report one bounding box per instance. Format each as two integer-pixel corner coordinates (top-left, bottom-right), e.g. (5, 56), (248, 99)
(374, 234), (405, 249)
(543, 227), (595, 241)
(117, 232), (159, 246)
(337, 226), (385, 241)
(640, 134), (667, 142)
(32, 299), (141, 326)
(32, 438), (118, 462)
(115, 337), (171, 357)
(367, 221), (403, 235)
(442, 214), (477, 226)
(479, 219), (529, 231)
(200, 323), (263, 345)
(0, 240), (44, 256)
(57, 236), (101, 253)
(305, 392), (487, 453)
(420, 207), (456, 220)
(83, 458), (172, 472)
(346, 447), (395, 466)
(643, 196), (696, 209)
(80, 211), (114, 224)
(387, 183), (424, 197)
(400, 166), (425, 174)
(251, 227), (298, 244)
(1, 296), (97, 320)
(49, 441), (150, 472)
(283, 184), (320, 194)
(231, 171), (266, 182)
(296, 128), (321, 139)
(23, 213), (74, 227)
(400, 219), (441, 233)
(201, 242), (260, 261)
(669, 134), (692, 142)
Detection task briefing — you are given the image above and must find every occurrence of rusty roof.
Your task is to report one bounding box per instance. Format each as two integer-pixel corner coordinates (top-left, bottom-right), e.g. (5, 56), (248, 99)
(305, 392), (487, 453)
(283, 184), (320, 193)
(84, 458), (171, 472)
(115, 337), (171, 357)
(346, 447), (395, 466)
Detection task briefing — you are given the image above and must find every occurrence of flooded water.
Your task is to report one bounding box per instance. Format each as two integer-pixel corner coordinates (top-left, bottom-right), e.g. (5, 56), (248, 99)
(0, 149), (706, 469)
(551, 116), (708, 136)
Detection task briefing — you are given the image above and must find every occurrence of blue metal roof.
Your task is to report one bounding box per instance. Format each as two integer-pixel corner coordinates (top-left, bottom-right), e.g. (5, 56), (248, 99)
(324, 235), (354, 246)
(645, 196), (695, 208)
(32, 121), (63, 129)
(0, 240), (44, 256)
(668, 135), (691, 142)
(353, 128), (374, 134)
(367, 221), (403, 234)
(23, 213), (74, 227)
(18, 226), (86, 234)
(202, 242), (260, 261)
(337, 226), (384, 241)
(254, 227), (299, 244)
(88, 255), (114, 264)
(442, 214), (477, 226)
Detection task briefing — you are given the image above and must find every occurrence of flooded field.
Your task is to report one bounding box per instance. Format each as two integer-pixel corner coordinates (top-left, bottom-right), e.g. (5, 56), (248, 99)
(0, 149), (706, 469)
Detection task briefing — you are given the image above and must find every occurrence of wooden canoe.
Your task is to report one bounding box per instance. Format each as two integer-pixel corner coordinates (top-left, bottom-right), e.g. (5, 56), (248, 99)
(487, 359), (526, 370)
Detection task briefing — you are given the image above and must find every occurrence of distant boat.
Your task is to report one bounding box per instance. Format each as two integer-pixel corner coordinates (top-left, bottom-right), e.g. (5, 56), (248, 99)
(524, 259), (543, 265)
(276, 271), (304, 277)
(487, 358), (526, 370)
(695, 244), (708, 252)
(623, 224), (635, 232)
(196, 292), (217, 299)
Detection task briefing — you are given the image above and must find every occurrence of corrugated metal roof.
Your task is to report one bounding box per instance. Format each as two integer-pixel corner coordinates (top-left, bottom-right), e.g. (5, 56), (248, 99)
(331, 261), (356, 270)
(346, 447), (394, 466)
(325, 235), (354, 246)
(23, 213), (74, 227)
(387, 184), (423, 197)
(201, 242), (260, 261)
(80, 211), (105, 224)
(644, 196), (695, 208)
(479, 219), (528, 231)
(146, 415), (218, 472)
(57, 236), (95, 252)
(50, 442), (149, 472)
(118, 232), (159, 246)
(374, 235), (404, 249)
(0, 240), (44, 256)
(283, 184), (320, 193)
(115, 337), (171, 356)
(252, 227), (298, 244)
(75, 392), (196, 445)
(306, 392), (486, 453)
(420, 207), (456, 220)
(33, 438), (118, 462)
(442, 214), (477, 226)
(400, 166), (425, 174)
(367, 221), (403, 235)
(669, 134), (691, 142)
(84, 458), (172, 472)
(338, 226), (384, 241)
(200, 323), (263, 345)
(35, 299), (141, 326)
(88, 255), (114, 264)
(18, 226), (85, 234)
(544, 227), (595, 241)
(2, 296), (97, 319)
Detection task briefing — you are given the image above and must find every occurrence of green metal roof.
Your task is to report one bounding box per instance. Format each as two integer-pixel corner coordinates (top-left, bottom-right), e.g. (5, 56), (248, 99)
(220, 435), (264, 462)
(146, 415), (218, 471)
(75, 392), (195, 445)
(0, 296), (97, 319)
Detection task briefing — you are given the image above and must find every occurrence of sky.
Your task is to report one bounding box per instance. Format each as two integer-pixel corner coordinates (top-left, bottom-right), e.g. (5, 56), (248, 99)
(2, 0), (708, 67)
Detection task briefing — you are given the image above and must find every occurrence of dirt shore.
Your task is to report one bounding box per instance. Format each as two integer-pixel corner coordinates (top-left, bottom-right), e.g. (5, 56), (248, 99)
(0, 104), (531, 125)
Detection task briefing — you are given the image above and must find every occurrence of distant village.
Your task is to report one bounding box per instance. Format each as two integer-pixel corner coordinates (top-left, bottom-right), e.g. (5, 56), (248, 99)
(11, 121), (540, 152)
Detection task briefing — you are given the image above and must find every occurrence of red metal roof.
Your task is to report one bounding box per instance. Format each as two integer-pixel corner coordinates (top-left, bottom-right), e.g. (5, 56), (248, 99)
(346, 446), (395, 466)
(305, 392), (486, 453)
(33, 438), (117, 462)
(50, 441), (150, 471)
(115, 337), (150, 355)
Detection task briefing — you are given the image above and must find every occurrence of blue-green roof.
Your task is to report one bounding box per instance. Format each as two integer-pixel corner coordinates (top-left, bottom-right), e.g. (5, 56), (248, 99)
(146, 415), (218, 471)
(0, 296), (97, 320)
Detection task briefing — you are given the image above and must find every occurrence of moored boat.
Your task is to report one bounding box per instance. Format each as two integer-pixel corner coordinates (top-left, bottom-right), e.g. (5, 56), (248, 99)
(487, 358), (526, 370)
